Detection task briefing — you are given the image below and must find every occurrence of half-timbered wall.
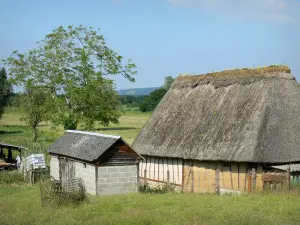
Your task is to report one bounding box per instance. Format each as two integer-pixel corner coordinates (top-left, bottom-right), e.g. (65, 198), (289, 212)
(139, 156), (265, 193)
(139, 156), (183, 185)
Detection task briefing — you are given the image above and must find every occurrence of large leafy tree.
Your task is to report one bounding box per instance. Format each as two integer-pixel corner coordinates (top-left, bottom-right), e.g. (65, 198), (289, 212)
(3, 25), (137, 130)
(0, 67), (12, 119)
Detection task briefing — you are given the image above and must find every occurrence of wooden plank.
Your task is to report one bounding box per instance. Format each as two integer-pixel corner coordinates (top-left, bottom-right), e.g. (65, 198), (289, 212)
(191, 163), (194, 193)
(149, 157), (152, 179)
(176, 158), (179, 185)
(167, 170), (170, 184)
(247, 173), (251, 192)
(237, 163), (240, 190)
(140, 158), (144, 177)
(262, 173), (286, 182)
(251, 168), (256, 191)
(230, 163), (233, 190)
(215, 169), (220, 194)
(182, 159), (184, 193)
(172, 158), (175, 184)
(244, 165), (248, 192)
(198, 162), (201, 193)
(287, 167), (290, 191)
(144, 169), (147, 183)
(153, 157), (156, 180)
(143, 177), (182, 186)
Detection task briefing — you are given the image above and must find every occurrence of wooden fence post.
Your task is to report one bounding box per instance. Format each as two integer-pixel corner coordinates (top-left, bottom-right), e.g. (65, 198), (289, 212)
(215, 169), (220, 194)
(167, 170), (170, 185)
(286, 167), (290, 191)
(251, 168), (256, 192)
(247, 173), (252, 192)
(182, 160), (184, 193)
(144, 169), (147, 184)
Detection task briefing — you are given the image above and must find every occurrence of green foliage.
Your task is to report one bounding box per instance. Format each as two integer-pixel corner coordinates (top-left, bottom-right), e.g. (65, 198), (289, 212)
(0, 171), (29, 184)
(120, 95), (148, 108)
(139, 182), (175, 194)
(163, 76), (175, 91)
(62, 114), (78, 130)
(3, 25), (137, 130)
(6, 93), (22, 108)
(139, 88), (167, 112)
(20, 86), (53, 141)
(0, 67), (12, 119)
(139, 76), (175, 112)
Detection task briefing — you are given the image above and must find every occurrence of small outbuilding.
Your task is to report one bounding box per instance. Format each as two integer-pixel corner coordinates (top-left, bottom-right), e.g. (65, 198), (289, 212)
(47, 130), (143, 195)
(0, 142), (27, 171)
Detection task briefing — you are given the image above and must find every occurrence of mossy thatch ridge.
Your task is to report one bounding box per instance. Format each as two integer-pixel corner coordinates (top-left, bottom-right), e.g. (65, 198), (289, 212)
(173, 65), (292, 89)
(177, 65), (291, 81)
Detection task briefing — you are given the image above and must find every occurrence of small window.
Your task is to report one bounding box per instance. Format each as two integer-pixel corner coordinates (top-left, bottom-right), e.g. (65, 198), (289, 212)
(83, 163), (86, 168)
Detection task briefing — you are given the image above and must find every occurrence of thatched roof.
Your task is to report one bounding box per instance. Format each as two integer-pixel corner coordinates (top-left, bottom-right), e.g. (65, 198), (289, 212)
(133, 65), (300, 164)
(47, 130), (142, 162)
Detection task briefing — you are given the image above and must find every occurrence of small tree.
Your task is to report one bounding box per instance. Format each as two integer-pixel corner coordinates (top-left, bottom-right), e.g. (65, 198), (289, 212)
(0, 67), (12, 119)
(163, 76), (175, 91)
(139, 76), (175, 112)
(139, 88), (167, 112)
(21, 86), (52, 142)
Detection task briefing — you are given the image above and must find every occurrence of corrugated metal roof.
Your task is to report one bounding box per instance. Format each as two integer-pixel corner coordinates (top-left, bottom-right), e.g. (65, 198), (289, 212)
(0, 142), (27, 150)
(271, 164), (300, 172)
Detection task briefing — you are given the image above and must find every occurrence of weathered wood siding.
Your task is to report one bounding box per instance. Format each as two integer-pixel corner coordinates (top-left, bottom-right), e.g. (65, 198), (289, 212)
(98, 141), (139, 165)
(140, 156), (265, 193)
(139, 156), (183, 185)
(183, 161), (264, 193)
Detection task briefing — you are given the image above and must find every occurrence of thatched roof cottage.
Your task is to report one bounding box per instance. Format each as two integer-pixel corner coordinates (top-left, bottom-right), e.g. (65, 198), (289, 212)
(133, 65), (300, 193)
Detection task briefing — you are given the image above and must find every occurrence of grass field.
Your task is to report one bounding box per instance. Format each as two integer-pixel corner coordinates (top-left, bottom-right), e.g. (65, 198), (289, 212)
(0, 107), (151, 156)
(1, 185), (300, 225)
(2, 107), (300, 225)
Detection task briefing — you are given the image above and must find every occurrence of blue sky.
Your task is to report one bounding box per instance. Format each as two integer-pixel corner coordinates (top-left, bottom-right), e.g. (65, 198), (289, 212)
(0, 0), (299, 90)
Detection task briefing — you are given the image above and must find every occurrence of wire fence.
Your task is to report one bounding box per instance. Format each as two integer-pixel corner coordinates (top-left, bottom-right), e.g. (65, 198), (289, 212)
(39, 177), (87, 207)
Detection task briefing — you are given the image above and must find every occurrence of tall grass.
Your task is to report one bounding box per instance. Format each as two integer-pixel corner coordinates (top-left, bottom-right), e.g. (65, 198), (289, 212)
(1, 186), (300, 225)
(0, 171), (28, 184)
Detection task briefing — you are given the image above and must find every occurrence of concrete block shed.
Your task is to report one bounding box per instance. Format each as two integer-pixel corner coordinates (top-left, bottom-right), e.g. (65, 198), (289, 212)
(47, 130), (143, 195)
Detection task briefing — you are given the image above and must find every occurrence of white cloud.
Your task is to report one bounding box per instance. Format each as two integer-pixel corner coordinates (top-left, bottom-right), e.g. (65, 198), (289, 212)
(167, 0), (300, 23)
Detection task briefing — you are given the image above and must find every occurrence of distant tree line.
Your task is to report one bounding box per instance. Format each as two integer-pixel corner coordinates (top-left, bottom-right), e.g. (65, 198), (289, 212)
(139, 76), (175, 112)
(119, 95), (148, 109)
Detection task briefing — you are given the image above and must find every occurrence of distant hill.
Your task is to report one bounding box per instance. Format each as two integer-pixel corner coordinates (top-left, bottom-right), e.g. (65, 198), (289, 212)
(117, 87), (159, 96)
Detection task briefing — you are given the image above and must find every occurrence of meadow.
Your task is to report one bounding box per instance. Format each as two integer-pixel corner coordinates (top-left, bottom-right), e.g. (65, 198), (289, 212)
(0, 107), (151, 156)
(1, 184), (300, 225)
(1, 107), (300, 225)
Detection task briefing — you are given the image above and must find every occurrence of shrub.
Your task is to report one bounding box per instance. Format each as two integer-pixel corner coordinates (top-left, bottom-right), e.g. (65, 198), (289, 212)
(139, 181), (175, 194)
(62, 114), (78, 130)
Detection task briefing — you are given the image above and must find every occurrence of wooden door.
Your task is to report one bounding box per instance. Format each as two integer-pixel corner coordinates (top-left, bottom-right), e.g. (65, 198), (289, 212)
(59, 159), (75, 182)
